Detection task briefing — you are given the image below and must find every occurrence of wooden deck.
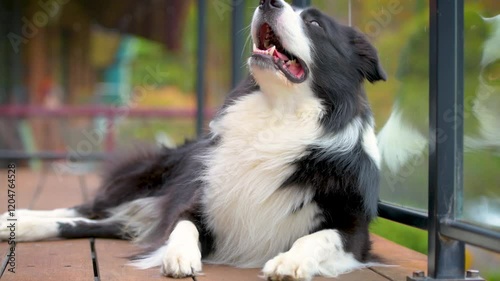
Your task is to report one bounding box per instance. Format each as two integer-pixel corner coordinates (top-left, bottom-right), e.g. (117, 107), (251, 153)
(0, 168), (427, 280)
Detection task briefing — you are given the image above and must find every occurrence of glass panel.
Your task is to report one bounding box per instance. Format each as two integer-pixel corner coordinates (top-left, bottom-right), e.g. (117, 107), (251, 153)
(312, 0), (430, 210)
(319, 0), (431, 211)
(462, 1), (500, 231)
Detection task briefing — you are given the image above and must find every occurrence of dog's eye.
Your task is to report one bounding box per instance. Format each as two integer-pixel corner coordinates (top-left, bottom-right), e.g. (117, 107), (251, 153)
(309, 20), (321, 27)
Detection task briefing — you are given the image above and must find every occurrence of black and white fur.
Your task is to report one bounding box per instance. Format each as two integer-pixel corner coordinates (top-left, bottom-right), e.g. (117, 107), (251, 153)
(0, 1), (386, 280)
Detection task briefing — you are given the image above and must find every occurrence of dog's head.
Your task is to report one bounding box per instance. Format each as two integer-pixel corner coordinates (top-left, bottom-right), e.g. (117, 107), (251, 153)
(249, 0), (386, 89)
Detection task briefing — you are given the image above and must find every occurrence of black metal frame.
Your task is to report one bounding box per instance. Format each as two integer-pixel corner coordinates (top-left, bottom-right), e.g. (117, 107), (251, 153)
(378, 202), (428, 230)
(196, 0), (207, 136)
(292, 0), (311, 7)
(426, 0), (466, 278)
(231, 0), (246, 88)
(1, 0), (499, 280)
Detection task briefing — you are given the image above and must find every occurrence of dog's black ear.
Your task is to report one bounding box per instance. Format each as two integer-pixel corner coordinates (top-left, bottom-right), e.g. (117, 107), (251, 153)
(350, 29), (387, 83)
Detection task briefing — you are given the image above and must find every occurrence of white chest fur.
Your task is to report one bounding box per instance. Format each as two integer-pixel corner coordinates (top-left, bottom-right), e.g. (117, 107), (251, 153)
(201, 90), (325, 267)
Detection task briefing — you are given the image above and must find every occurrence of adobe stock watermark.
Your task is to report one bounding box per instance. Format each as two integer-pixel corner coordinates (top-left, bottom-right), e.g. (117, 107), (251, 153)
(363, 0), (403, 39)
(7, 0), (70, 53)
(212, 0), (245, 20)
(51, 65), (169, 179)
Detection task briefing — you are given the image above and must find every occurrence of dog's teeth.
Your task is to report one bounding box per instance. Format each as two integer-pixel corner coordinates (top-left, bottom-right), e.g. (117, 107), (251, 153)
(284, 60), (297, 67)
(268, 46), (276, 55)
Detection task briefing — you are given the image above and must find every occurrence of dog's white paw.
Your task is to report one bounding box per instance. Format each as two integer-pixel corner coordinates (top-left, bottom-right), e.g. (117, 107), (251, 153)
(0, 217), (59, 241)
(0, 219), (14, 241)
(0, 209), (36, 221)
(160, 242), (202, 278)
(263, 252), (318, 281)
(0, 210), (13, 221)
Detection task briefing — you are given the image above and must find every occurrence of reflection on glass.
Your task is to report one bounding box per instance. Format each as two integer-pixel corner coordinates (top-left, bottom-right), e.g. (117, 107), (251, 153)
(312, 1), (431, 211)
(461, 4), (500, 279)
(360, 0), (500, 220)
(359, 1), (430, 211)
(463, 2), (500, 230)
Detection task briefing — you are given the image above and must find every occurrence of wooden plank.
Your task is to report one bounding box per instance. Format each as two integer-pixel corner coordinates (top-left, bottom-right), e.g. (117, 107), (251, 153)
(326, 270), (389, 281)
(96, 240), (387, 281)
(95, 239), (193, 281)
(1, 239), (94, 281)
(197, 265), (388, 281)
(370, 234), (427, 281)
(0, 168), (99, 214)
(31, 171), (98, 210)
(196, 265), (261, 281)
(0, 241), (11, 277)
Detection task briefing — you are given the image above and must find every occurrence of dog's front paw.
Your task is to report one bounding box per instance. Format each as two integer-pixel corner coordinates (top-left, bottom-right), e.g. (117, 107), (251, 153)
(263, 252), (318, 281)
(0, 219), (13, 241)
(0, 210), (12, 221)
(0, 217), (60, 242)
(160, 242), (202, 278)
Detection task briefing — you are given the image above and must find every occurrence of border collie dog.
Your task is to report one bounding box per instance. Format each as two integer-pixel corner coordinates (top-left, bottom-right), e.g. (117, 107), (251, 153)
(0, 1), (386, 280)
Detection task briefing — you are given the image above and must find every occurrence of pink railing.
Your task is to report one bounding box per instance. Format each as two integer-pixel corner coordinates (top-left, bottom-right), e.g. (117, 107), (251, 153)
(0, 105), (214, 154)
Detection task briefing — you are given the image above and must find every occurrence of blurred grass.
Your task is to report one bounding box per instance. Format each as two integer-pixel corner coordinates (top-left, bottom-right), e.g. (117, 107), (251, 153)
(370, 217), (428, 254)
(117, 118), (195, 146)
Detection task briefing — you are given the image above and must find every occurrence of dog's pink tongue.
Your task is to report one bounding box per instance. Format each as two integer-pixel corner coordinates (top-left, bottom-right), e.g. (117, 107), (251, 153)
(288, 63), (304, 78)
(273, 49), (289, 61)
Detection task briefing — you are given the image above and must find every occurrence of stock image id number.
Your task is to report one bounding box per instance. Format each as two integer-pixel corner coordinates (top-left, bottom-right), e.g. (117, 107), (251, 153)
(7, 163), (16, 213)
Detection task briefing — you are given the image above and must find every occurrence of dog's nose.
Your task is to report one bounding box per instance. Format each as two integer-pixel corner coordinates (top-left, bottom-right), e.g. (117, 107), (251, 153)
(259, 0), (284, 11)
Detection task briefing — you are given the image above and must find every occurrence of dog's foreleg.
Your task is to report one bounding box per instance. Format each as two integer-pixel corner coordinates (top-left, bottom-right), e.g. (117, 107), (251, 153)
(131, 220), (202, 278)
(262, 229), (365, 281)
(0, 216), (124, 241)
(0, 216), (90, 241)
(0, 207), (81, 220)
(160, 220), (202, 278)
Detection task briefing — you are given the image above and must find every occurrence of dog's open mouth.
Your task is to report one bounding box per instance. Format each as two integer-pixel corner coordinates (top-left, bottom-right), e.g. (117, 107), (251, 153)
(252, 23), (309, 83)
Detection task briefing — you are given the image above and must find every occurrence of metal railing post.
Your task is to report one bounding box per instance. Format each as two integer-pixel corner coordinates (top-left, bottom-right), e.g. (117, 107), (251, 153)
(427, 0), (465, 279)
(231, 0), (246, 88)
(292, 0), (311, 7)
(196, 0), (207, 137)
